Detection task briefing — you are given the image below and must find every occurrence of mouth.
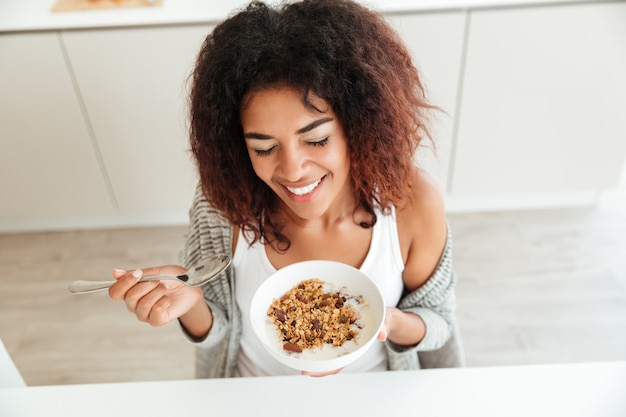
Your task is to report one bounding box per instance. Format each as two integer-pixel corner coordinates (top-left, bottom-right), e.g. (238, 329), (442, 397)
(285, 177), (324, 196)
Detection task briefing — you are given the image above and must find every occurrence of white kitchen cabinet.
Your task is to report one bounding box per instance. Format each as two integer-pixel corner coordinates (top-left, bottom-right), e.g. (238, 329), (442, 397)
(389, 11), (467, 192)
(2, 1), (625, 232)
(0, 32), (114, 230)
(451, 2), (626, 207)
(61, 25), (210, 217)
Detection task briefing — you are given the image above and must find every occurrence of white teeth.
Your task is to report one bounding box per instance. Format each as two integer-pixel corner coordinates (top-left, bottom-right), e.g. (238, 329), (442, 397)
(286, 179), (321, 196)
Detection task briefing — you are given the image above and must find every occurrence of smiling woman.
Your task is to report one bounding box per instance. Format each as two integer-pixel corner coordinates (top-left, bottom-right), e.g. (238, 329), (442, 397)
(105, 0), (463, 379)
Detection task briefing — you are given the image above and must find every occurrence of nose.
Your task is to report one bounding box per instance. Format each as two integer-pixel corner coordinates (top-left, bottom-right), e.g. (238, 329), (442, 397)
(277, 144), (306, 182)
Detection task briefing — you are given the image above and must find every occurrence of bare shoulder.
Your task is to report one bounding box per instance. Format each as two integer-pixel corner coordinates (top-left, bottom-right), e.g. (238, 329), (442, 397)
(396, 168), (448, 292)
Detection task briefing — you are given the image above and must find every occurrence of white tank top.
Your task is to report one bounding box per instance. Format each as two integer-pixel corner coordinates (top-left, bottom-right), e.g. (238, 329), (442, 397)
(234, 207), (405, 376)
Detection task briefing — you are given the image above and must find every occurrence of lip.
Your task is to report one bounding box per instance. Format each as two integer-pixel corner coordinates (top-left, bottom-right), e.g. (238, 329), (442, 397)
(281, 176), (326, 203)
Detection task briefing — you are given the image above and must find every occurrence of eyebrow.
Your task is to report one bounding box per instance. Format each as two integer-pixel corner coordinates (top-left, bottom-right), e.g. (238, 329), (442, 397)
(244, 117), (334, 140)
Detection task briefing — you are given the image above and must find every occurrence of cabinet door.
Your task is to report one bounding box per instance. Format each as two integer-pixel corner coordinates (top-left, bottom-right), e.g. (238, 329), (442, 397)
(61, 25), (210, 217)
(451, 3), (626, 204)
(0, 32), (114, 230)
(389, 12), (466, 192)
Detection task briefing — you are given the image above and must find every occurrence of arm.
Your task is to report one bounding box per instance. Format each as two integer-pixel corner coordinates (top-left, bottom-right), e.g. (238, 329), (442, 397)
(383, 169), (455, 351)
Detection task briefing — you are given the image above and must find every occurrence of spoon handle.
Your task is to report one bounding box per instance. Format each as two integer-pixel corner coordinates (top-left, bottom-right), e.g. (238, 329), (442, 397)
(67, 276), (178, 294)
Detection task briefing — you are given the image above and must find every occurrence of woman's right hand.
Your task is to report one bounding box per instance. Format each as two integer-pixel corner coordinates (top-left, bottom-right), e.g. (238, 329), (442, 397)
(108, 265), (209, 332)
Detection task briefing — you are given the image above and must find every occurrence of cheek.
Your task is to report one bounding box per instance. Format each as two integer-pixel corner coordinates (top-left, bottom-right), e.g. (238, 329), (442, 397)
(327, 146), (351, 176)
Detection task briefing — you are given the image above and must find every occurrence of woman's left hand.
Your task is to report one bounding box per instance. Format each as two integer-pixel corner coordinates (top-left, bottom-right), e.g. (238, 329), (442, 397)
(301, 368), (343, 377)
(377, 306), (396, 342)
(377, 306), (425, 346)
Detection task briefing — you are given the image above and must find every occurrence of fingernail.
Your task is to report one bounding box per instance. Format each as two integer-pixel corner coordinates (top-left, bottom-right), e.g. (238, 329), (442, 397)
(131, 269), (142, 279)
(113, 268), (127, 274)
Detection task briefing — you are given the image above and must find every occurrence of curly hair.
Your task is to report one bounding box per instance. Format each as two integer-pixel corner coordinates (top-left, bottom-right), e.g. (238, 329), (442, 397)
(189, 0), (436, 247)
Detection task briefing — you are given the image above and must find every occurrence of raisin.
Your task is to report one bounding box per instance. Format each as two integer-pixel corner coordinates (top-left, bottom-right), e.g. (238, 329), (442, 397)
(275, 310), (287, 323)
(283, 343), (303, 353)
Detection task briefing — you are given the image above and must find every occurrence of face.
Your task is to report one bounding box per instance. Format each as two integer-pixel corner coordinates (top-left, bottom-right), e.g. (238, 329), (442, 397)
(241, 87), (352, 220)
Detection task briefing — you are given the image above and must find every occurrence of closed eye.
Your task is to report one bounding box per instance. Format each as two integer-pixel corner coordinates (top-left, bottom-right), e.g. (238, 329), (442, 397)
(308, 137), (329, 147)
(253, 146), (276, 156)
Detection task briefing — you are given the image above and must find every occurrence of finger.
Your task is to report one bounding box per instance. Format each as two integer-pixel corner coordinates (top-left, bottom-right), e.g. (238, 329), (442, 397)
(377, 328), (388, 342)
(157, 278), (186, 291)
(141, 264), (188, 278)
(147, 296), (173, 326)
(109, 269), (143, 300)
(134, 284), (168, 323)
(112, 268), (127, 279)
(123, 279), (160, 314)
(301, 367), (342, 377)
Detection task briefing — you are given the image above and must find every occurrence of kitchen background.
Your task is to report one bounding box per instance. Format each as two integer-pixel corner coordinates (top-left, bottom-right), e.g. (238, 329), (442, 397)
(1, 0), (625, 385)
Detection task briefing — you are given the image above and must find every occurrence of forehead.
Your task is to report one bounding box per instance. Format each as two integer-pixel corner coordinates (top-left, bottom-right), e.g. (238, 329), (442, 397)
(241, 87), (331, 121)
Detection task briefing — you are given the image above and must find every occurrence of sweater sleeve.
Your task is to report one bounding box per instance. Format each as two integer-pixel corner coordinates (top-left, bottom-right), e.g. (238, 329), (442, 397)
(177, 185), (243, 378)
(387, 223), (457, 354)
(178, 185), (234, 349)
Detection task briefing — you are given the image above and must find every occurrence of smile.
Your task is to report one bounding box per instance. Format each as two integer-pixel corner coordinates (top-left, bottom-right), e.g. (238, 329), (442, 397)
(286, 178), (322, 196)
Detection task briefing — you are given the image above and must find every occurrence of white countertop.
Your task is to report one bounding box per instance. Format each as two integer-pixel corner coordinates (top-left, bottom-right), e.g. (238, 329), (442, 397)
(1, 361), (626, 417)
(0, 0), (608, 33)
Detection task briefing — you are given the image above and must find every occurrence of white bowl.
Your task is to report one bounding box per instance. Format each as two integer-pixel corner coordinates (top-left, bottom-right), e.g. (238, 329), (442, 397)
(249, 260), (386, 373)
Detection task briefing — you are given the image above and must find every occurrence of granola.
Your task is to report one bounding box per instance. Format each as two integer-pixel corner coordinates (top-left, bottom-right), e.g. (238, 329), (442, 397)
(267, 278), (363, 353)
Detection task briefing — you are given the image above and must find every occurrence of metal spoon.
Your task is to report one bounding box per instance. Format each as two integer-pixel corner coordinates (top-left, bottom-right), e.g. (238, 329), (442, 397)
(67, 254), (231, 294)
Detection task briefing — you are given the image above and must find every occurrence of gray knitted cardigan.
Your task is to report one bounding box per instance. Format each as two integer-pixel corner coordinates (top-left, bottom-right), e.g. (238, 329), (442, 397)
(179, 186), (465, 378)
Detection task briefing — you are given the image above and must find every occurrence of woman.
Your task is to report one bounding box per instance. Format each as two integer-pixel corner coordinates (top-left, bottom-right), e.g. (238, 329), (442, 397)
(109, 0), (462, 378)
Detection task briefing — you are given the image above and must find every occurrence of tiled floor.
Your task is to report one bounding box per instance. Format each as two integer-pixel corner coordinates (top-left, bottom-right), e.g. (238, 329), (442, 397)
(1, 188), (625, 386)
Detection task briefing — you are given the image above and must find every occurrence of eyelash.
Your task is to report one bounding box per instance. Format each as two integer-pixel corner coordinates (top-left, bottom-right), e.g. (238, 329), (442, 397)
(253, 137), (329, 157)
(310, 137), (329, 147)
(253, 147), (275, 157)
